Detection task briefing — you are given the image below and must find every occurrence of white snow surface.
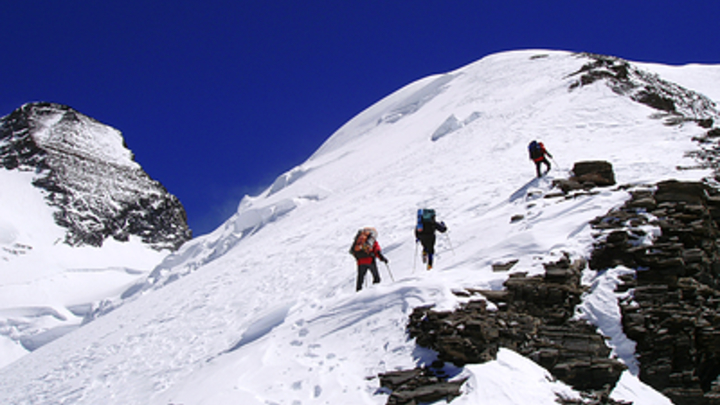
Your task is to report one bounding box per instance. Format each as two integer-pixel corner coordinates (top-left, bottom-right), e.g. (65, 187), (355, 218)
(0, 168), (168, 368)
(27, 103), (138, 168)
(2, 50), (720, 404)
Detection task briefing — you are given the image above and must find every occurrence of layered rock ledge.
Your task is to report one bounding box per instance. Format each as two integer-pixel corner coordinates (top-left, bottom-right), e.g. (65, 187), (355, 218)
(590, 180), (720, 405)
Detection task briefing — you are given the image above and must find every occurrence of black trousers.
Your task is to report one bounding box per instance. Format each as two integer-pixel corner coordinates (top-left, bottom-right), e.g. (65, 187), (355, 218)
(356, 262), (380, 291)
(535, 158), (551, 177)
(417, 234), (437, 266)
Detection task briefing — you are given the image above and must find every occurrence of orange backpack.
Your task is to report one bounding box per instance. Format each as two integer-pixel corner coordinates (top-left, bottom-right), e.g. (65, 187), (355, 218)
(350, 227), (377, 259)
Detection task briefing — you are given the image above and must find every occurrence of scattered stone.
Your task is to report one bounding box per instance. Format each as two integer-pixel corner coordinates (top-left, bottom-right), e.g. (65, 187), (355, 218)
(554, 178), (585, 193)
(556, 391), (633, 405)
(492, 259), (519, 272)
(379, 368), (466, 405)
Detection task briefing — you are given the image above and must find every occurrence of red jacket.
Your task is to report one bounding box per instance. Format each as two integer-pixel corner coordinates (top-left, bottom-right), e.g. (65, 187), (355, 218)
(356, 241), (386, 265)
(532, 143), (552, 162)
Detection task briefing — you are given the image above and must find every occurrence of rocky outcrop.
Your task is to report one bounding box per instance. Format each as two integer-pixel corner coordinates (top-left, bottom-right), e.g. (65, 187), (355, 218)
(554, 161), (616, 194)
(0, 102), (191, 250)
(378, 255), (626, 404)
(589, 180), (720, 404)
(411, 255), (624, 390)
(568, 53), (719, 129)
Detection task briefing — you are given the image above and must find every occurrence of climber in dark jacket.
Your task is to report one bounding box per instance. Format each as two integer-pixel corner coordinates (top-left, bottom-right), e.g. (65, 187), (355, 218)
(415, 216), (447, 270)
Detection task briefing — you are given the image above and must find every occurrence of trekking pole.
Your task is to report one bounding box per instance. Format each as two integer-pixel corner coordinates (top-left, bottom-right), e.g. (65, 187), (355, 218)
(384, 262), (395, 282)
(550, 156), (561, 172)
(444, 232), (456, 255)
(413, 242), (419, 273)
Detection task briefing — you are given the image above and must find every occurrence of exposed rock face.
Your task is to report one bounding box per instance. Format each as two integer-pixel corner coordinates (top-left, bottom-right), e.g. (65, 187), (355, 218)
(590, 180), (720, 404)
(0, 102), (191, 250)
(388, 255), (626, 404)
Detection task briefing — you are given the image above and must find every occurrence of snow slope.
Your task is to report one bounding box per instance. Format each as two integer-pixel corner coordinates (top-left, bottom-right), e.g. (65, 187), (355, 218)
(0, 165), (168, 368)
(2, 50), (720, 405)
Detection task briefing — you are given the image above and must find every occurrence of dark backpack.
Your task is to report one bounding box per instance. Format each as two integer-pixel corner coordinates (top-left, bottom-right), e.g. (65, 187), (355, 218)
(350, 227), (377, 259)
(528, 141), (542, 160)
(416, 208), (436, 233)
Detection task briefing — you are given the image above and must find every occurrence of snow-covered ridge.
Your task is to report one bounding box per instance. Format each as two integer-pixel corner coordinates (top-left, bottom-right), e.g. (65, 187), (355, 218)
(1, 50), (720, 404)
(17, 102), (135, 167)
(568, 53), (719, 126)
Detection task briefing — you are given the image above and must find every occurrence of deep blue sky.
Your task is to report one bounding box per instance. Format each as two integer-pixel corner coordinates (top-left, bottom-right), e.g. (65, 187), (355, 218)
(2, 1), (719, 236)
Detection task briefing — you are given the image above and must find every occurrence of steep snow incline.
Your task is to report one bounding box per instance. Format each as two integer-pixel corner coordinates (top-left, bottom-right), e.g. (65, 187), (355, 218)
(0, 50), (716, 405)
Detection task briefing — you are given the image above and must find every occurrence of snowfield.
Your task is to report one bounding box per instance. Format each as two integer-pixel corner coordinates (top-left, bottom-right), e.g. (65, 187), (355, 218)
(0, 167), (167, 368)
(1, 49), (720, 404)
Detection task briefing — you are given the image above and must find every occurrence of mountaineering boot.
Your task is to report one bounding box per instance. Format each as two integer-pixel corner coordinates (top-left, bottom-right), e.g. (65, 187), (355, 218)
(427, 264), (432, 270)
(422, 251), (428, 264)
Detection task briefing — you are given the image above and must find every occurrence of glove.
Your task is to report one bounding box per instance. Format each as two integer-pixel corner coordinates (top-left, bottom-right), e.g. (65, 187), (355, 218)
(382, 257), (389, 264)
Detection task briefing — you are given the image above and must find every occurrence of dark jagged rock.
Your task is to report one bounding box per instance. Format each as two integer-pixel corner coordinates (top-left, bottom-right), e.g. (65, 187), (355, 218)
(397, 254), (625, 403)
(0, 102), (191, 250)
(590, 180), (720, 404)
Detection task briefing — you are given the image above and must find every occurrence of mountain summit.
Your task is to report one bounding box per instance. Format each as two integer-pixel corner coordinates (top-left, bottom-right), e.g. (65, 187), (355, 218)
(1, 51), (720, 404)
(0, 102), (191, 250)
(0, 102), (190, 367)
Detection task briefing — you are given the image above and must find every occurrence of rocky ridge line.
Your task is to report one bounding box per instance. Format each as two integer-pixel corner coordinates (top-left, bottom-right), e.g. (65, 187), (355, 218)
(569, 53), (718, 128)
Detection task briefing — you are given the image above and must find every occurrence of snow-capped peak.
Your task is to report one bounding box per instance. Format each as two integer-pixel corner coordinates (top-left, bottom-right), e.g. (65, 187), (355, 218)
(0, 102), (191, 368)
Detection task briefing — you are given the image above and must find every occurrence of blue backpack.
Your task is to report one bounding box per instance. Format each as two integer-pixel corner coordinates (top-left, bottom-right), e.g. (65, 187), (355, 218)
(528, 141), (542, 159)
(416, 208), (436, 233)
